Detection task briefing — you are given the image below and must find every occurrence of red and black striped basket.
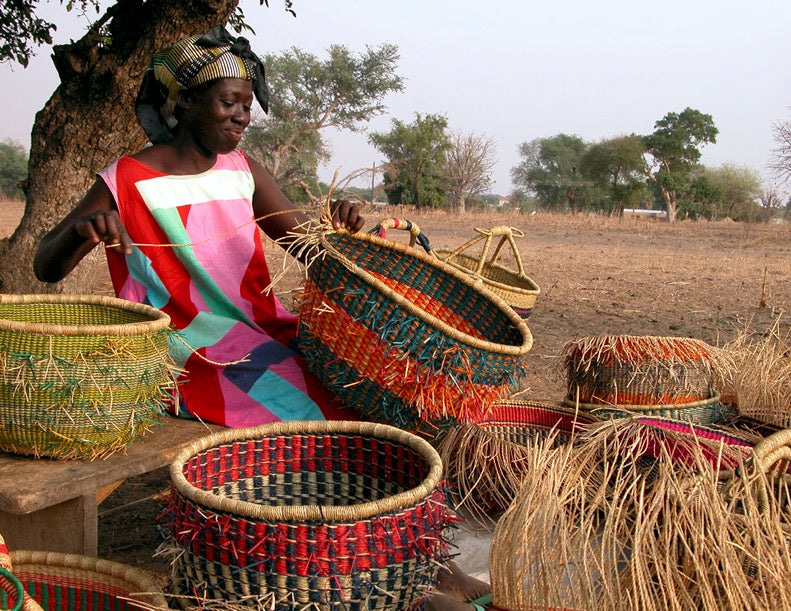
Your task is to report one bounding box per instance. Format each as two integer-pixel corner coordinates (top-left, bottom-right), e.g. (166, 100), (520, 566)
(164, 420), (451, 609)
(297, 225), (532, 433)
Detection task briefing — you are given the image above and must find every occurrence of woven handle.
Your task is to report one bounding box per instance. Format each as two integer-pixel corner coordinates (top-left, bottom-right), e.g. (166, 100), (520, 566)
(370, 218), (432, 253)
(445, 226), (527, 277)
(724, 428), (791, 513)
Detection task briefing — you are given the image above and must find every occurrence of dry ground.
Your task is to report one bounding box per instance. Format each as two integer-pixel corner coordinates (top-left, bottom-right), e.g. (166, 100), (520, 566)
(1, 200), (790, 583)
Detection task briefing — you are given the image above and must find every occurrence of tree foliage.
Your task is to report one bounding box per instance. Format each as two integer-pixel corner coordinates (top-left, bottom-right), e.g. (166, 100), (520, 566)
(444, 131), (497, 214)
(579, 135), (648, 217)
(642, 107), (718, 222)
(0, 139), (27, 199)
(242, 43), (403, 199)
(369, 113), (450, 209)
(511, 134), (591, 212)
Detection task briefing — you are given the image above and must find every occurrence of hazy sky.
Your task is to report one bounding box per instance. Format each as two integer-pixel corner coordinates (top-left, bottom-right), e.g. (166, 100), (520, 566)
(1, 0), (789, 194)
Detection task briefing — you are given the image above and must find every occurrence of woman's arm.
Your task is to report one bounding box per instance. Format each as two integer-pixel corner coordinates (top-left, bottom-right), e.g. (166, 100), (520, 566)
(247, 156), (364, 257)
(33, 178), (133, 283)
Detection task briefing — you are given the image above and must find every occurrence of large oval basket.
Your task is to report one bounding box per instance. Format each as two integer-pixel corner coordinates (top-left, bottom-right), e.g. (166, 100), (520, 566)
(0, 294), (178, 459)
(297, 229), (533, 431)
(165, 420), (451, 610)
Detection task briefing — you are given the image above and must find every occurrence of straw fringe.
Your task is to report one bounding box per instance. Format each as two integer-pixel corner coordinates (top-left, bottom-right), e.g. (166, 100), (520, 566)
(489, 416), (791, 610)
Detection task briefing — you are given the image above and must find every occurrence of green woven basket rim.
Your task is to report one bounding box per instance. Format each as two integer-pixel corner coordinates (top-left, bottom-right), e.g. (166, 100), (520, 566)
(0, 294), (171, 337)
(562, 392), (722, 412)
(319, 231), (533, 355)
(9, 550), (169, 607)
(170, 420), (445, 523)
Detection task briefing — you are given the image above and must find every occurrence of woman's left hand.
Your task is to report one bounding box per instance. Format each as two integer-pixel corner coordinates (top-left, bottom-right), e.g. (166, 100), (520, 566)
(331, 199), (365, 233)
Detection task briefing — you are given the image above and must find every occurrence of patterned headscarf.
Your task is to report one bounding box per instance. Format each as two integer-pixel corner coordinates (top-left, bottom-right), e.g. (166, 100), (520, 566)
(135, 26), (269, 144)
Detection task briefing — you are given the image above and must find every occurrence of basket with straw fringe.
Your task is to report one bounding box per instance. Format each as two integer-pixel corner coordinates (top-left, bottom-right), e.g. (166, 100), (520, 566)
(1, 537), (167, 611)
(163, 420), (452, 610)
(0, 294), (179, 460)
(433, 225), (540, 319)
(435, 400), (597, 520)
(563, 334), (726, 407)
(296, 222), (532, 432)
(487, 416), (788, 610)
(562, 391), (731, 425)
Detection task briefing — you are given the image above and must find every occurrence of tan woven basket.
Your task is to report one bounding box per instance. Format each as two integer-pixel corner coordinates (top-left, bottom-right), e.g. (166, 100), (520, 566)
(0, 294), (178, 460)
(563, 392), (730, 425)
(434, 225), (540, 319)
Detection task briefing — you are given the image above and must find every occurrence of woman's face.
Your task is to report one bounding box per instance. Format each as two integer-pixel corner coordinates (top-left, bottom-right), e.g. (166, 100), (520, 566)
(183, 78), (254, 154)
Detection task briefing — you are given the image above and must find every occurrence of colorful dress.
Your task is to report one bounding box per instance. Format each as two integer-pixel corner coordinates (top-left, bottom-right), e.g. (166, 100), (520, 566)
(99, 150), (355, 427)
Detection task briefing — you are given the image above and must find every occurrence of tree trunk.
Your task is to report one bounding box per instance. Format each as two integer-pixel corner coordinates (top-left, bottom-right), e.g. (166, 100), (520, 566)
(662, 187), (677, 223)
(456, 192), (465, 215)
(0, 0), (240, 294)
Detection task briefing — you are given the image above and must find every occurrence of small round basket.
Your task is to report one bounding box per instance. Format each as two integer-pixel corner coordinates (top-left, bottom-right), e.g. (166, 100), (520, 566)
(164, 420), (451, 610)
(434, 225), (540, 319)
(0, 294), (178, 460)
(297, 225), (532, 431)
(8, 551), (168, 610)
(563, 334), (722, 406)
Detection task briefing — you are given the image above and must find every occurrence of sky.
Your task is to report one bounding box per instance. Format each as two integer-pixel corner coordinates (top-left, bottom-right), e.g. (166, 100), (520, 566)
(1, 0), (789, 195)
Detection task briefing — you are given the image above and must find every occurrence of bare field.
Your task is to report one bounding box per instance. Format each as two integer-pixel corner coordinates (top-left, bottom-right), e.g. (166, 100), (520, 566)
(2, 199), (790, 577)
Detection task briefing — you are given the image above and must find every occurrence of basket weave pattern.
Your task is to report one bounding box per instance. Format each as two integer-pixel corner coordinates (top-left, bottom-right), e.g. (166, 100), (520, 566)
(0, 294), (178, 459)
(297, 231), (531, 429)
(165, 421), (451, 609)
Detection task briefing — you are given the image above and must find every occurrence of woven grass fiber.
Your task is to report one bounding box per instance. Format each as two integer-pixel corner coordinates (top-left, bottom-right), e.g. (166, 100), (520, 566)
(488, 416), (791, 610)
(296, 227), (532, 432)
(434, 225), (540, 319)
(435, 399), (597, 521)
(0, 294), (179, 460)
(163, 420), (452, 610)
(8, 550), (168, 610)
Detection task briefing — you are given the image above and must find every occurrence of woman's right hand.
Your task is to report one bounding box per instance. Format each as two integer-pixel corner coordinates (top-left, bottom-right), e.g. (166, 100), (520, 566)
(73, 210), (133, 255)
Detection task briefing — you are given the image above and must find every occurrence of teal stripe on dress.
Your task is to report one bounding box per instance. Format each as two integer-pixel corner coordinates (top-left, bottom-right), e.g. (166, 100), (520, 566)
(248, 370), (324, 421)
(150, 206), (251, 325)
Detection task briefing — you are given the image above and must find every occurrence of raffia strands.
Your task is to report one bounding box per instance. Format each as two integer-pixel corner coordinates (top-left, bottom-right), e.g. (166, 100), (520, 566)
(0, 294), (180, 460)
(293, 227), (532, 432)
(562, 335), (731, 407)
(434, 400), (597, 523)
(489, 416), (791, 610)
(714, 316), (791, 429)
(162, 421), (453, 610)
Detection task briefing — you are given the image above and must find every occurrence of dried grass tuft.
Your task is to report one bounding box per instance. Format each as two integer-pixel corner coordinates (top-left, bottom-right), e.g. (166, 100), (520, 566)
(715, 316), (791, 428)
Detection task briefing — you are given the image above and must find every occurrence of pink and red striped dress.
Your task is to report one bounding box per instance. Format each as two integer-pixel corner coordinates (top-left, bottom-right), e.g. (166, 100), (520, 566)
(99, 150), (355, 427)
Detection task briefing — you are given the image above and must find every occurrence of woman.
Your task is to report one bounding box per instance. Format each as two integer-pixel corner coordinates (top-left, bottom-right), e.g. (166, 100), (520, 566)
(34, 26), (491, 610)
(34, 27), (363, 427)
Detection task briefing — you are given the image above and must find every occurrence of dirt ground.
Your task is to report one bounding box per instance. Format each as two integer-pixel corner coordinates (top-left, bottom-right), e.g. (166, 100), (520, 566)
(1, 200), (790, 585)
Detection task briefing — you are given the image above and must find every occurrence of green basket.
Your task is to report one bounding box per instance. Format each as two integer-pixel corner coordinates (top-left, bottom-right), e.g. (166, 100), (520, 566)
(0, 294), (178, 460)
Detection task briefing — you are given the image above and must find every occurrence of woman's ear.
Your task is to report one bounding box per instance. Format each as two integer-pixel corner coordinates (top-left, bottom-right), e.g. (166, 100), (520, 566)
(176, 88), (192, 111)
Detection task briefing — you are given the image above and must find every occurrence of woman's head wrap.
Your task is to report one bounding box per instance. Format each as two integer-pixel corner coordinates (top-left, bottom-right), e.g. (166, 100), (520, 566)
(135, 26), (268, 144)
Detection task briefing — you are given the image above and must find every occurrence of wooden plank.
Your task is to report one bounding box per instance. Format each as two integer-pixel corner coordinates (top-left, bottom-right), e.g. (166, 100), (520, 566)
(96, 480), (124, 505)
(0, 493), (97, 555)
(0, 417), (219, 515)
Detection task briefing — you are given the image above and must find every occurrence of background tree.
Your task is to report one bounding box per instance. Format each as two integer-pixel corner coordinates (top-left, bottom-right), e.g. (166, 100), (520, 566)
(0, 139), (27, 200)
(444, 131), (496, 214)
(579, 134), (648, 217)
(511, 134), (591, 212)
(642, 107), (718, 223)
(703, 163), (762, 222)
(680, 172), (722, 220)
(769, 116), (791, 184)
(369, 113), (450, 209)
(0, 0), (297, 294)
(242, 43), (403, 200)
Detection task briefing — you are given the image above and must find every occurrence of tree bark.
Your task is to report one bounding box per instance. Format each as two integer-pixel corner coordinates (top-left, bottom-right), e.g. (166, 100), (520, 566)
(0, 0), (239, 293)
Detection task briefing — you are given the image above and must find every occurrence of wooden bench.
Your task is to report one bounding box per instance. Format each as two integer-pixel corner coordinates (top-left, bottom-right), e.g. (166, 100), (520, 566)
(0, 417), (221, 556)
